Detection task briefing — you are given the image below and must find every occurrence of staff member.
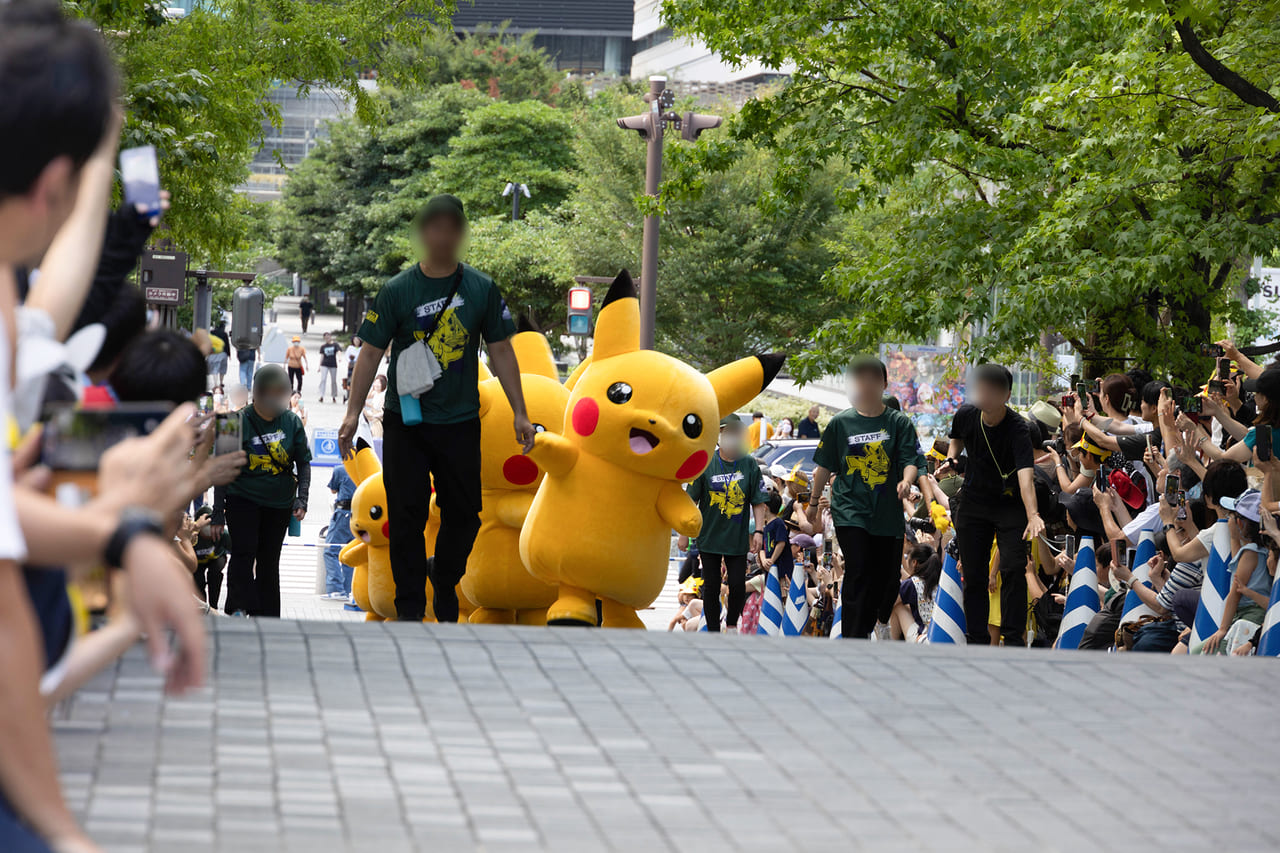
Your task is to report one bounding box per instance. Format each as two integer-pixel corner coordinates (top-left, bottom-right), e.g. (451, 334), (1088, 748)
(809, 356), (924, 639)
(936, 363), (1043, 645)
(680, 414), (768, 632)
(214, 364), (311, 617)
(338, 194), (533, 623)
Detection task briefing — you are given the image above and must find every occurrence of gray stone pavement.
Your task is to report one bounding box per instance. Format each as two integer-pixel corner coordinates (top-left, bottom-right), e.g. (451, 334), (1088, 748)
(54, 618), (1280, 853)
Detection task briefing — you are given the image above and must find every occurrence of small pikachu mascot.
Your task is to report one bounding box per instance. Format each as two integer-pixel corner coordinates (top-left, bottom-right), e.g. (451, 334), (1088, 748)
(339, 439), (472, 621)
(460, 328), (568, 624)
(519, 270), (784, 627)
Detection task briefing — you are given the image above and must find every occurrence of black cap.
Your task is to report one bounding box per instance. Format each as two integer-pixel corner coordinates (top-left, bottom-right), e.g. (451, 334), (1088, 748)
(416, 194), (467, 228)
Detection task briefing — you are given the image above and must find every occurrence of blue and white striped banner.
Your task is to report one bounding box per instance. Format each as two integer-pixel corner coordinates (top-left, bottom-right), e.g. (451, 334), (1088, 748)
(1190, 519), (1232, 653)
(782, 562), (809, 636)
(926, 550), (966, 644)
(829, 590), (842, 638)
(1256, 575), (1280, 656)
(756, 565), (784, 636)
(1056, 536), (1100, 650)
(1119, 530), (1158, 627)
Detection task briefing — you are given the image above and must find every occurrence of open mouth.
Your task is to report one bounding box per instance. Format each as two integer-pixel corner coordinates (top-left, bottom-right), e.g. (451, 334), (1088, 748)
(629, 428), (660, 455)
(359, 530), (371, 543)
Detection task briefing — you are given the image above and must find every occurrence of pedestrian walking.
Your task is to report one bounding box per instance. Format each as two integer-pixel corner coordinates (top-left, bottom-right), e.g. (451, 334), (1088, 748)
(299, 296), (314, 333)
(285, 335), (307, 394)
(318, 331), (339, 402)
(237, 343), (257, 390)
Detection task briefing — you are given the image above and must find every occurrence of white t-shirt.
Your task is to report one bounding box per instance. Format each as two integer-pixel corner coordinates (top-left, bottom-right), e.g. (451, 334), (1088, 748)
(0, 318), (27, 562)
(344, 345), (360, 368)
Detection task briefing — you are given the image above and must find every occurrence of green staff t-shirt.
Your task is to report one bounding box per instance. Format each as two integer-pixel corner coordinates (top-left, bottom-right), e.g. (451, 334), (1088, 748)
(228, 407), (311, 509)
(358, 262), (516, 424)
(813, 407), (924, 536)
(195, 529), (232, 565)
(686, 451), (767, 556)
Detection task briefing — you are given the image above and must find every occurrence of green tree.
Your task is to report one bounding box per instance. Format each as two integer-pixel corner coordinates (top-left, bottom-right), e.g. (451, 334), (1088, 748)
(663, 0), (1280, 382)
(74, 0), (458, 262)
(431, 100), (579, 218)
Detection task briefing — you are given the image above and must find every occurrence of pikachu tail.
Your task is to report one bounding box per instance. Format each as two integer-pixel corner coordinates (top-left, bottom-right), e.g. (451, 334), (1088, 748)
(706, 353), (786, 417)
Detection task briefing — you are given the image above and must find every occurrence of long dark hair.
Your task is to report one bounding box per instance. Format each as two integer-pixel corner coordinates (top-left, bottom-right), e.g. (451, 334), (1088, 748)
(908, 544), (942, 598)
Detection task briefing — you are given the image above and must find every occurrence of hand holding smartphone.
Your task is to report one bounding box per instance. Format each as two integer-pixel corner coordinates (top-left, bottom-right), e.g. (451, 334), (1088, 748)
(119, 145), (162, 217)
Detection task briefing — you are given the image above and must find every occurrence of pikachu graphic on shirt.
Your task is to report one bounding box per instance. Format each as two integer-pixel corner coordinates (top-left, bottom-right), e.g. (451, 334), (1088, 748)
(519, 270), (784, 627)
(709, 477), (746, 520)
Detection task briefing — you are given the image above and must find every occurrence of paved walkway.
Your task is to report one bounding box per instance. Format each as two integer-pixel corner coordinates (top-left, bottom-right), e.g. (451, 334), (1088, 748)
(55, 619), (1280, 853)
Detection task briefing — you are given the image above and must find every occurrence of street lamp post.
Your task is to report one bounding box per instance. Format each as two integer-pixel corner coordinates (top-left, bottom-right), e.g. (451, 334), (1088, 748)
(617, 76), (722, 349)
(503, 181), (530, 221)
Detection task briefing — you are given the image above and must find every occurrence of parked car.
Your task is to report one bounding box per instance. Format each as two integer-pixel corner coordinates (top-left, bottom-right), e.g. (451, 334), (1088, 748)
(752, 439), (819, 478)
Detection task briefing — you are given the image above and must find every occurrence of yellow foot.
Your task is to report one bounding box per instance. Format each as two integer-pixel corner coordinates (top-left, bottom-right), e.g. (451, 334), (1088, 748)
(599, 598), (644, 629)
(363, 612), (386, 622)
(515, 609), (547, 627)
(469, 607), (515, 625)
(546, 585), (597, 626)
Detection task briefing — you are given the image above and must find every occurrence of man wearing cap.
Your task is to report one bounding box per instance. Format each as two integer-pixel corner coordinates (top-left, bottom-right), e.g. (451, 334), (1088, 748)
(680, 414), (769, 632)
(809, 356), (924, 638)
(339, 194), (534, 623)
(937, 363), (1044, 645)
(285, 335), (307, 394)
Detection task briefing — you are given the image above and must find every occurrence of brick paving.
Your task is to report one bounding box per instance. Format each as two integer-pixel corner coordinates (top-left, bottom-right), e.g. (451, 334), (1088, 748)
(53, 618), (1280, 853)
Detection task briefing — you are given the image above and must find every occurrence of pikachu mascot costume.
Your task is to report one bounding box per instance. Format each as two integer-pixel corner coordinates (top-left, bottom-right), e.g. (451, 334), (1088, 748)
(519, 270), (784, 627)
(339, 439), (472, 620)
(461, 330), (569, 624)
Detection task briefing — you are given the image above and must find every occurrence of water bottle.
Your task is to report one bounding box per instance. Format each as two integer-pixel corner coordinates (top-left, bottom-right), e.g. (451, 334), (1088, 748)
(400, 393), (423, 425)
(288, 515), (302, 537)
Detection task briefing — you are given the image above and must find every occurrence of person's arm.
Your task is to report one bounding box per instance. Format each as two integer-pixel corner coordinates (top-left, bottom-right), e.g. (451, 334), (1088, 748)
(935, 439), (964, 479)
(751, 502), (767, 553)
(1220, 340), (1263, 380)
(174, 536), (197, 574)
(1017, 469), (1044, 539)
(807, 466), (831, 528)
(1202, 558), (1249, 654)
(1081, 417), (1123, 450)
(339, 341), (387, 458)
(1160, 500), (1209, 562)
(0, 562), (94, 850)
(1201, 395), (1248, 442)
(486, 338), (535, 453)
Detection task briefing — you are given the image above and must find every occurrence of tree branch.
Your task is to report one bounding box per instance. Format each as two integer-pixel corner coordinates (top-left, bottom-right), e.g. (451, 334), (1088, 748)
(1172, 17), (1280, 113)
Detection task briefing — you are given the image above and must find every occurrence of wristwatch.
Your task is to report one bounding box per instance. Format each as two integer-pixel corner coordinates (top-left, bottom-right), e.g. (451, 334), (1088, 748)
(104, 508), (166, 570)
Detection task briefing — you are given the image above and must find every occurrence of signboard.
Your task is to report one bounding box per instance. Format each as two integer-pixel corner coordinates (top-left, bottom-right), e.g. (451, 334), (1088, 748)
(311, 428), (342, 466)
(879, 343), (966, 439)
(144, 286), (183, 305)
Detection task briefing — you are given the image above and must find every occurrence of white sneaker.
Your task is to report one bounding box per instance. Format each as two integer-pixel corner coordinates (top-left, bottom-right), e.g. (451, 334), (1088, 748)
(872, 622), (890, 642)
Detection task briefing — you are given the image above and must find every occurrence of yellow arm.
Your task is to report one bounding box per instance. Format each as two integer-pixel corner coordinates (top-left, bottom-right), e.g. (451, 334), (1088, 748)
(658, 482), (702, 537)
(494, 491), (535, 530)
(526, 431), (579, 478)
(339, 540), (367, 568)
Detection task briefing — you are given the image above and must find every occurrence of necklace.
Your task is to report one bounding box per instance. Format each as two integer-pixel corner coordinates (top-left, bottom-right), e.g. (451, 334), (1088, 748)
(979, 412), (1014, 482)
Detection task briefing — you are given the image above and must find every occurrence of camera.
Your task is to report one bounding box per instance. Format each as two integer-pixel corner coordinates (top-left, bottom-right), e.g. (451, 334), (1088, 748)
(1198, 343), (1225, 358)
(907, 517), (937, 535)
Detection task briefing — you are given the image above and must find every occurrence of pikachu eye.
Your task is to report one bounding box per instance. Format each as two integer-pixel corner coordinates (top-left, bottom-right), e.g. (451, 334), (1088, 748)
(369, 505), (383, 520)
(682, 413), (703, 438)
(606, 382), (633, 404)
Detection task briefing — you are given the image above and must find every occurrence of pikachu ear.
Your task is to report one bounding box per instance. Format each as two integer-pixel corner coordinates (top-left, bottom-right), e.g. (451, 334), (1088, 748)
(344, 438), (382, 485)
(591, 270), (639, 361)
(509, 330), (558, 381)
(706, 353), (786, 417)
(564, 354), (592, 391)
(478, 378), (496, 417)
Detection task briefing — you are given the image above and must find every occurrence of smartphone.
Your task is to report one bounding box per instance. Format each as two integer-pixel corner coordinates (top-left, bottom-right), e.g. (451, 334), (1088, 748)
(1257, 425), (1274, 462)
(1096, 471), (1108, 492)
(41, 402), (173, 504)
(1070, 374), (1080, 389)
(214, 411), (243, 455)
(1076, 382), (1089, 402)
(1065, 535), (1077, 559)
(1061, 394), (1073, 410)
(119, 145), (162, 217)
(1218, 357), (1231, 381)
(822, 534), (833, 568)
(1208, 380), (1225, 395)
(197, 394), (214, 415)
(1164, 473), (1179, 503)
(1199, 343), (1225, 358)
(1144, 432), (1153, 454)
(1183, 395), (1202, 414)
(1126, 547), (1137, 571)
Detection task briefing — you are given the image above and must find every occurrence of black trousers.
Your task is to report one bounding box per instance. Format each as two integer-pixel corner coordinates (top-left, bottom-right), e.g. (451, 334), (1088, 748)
(834, 526), (902, 638)
(195, 556), (225, 609)
(382, 412), (482, 622)
(287, 366), (303, 393)
(699, 552), (747, 631)
(224, 495), (292, 617)
(954, 495), (1028, 645)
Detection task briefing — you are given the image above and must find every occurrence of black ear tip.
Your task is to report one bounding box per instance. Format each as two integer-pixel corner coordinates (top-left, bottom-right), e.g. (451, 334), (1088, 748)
(602, 269), (637, 307)
(355, 437), (371, 452)
(516, 314), (540, 334)
(757, 353), (786, 387)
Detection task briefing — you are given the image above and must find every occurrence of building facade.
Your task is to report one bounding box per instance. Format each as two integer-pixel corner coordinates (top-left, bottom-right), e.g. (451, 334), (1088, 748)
(452, 0), (634, 75)
(630, 0), (790, 84)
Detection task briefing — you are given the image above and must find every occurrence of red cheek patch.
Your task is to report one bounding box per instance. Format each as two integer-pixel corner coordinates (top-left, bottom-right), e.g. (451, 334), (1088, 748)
(381, 521), (390, 539)
(676, 450), (708, 480)
(503, 454), (539, 486)
(572, 397), (599, 436)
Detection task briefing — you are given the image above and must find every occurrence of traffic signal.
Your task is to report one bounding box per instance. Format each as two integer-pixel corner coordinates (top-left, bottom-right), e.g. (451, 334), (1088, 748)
(681, 112), (723, 142)
(567, 286), (593, 336)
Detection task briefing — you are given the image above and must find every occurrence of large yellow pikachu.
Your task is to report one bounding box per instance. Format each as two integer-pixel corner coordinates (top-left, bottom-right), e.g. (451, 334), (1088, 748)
(519, 270), (784, 627)
(461, 330), (569, 624)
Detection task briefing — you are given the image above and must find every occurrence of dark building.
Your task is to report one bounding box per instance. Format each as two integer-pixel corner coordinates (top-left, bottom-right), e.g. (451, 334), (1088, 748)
(452, 0), (633, 75)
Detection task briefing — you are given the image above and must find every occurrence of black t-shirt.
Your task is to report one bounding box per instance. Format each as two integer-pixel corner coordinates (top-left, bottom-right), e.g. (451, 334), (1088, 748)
(797, 417), (820, 438)
(319, 342), (339, 368)
(299, 299), (313, 317)
(949, 404), (1034, 500)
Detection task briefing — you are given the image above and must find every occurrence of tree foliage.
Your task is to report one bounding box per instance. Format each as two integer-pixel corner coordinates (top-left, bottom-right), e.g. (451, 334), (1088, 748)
(663, 0), (1280, 382)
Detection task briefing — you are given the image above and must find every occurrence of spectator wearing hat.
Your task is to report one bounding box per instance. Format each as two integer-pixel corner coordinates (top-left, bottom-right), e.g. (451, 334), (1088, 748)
(1198, 489), (1272, 654)
(338, 193), (533, 623)
(937, 363), (1043, 645)
(285, 335), (307, 394)
(681, 413), (769, 632)
(809, 356), (924, 639)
